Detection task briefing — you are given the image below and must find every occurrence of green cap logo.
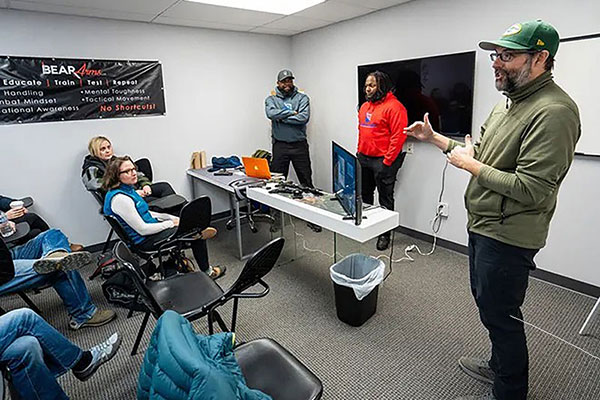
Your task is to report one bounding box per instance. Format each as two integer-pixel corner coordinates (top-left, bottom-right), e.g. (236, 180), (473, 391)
(479, 19), (560, 57)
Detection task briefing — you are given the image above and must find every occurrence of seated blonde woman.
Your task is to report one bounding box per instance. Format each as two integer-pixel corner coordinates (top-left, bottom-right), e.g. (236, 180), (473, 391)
(101, 156), (225, 279)
(81, 136), (178, 204)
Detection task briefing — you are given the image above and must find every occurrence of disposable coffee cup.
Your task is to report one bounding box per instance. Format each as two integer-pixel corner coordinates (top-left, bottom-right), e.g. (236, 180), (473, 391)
(9, 200), (24, 210)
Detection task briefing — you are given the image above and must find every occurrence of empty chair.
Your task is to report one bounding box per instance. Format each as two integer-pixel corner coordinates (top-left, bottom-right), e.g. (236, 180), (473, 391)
(113, 236), (285, 355)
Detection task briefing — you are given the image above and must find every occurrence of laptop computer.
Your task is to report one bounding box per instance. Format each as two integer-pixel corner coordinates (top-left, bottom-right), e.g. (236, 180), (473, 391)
(242, 157), (271, 179)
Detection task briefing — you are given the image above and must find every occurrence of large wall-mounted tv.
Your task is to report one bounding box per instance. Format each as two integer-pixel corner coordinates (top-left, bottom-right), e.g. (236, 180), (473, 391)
(357, 51), (476, 137)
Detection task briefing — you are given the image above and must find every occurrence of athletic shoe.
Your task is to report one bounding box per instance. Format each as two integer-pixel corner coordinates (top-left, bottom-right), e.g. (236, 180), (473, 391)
(73, 333), (122, 381)
(33, 251), (93, 274)
(458, 357), (495, 384)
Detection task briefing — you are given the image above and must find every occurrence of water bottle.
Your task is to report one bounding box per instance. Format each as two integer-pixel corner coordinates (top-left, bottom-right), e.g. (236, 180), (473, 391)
(0, 211), (15, 238)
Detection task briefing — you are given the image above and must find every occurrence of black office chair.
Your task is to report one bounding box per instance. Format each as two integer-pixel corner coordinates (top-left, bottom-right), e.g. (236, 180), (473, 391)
(137, 310), (322, 400)
(226, 179), (274, 233)
(114, 236), (285, 355)
(235, 338), (323, 400)
(105, 196), (212, 274)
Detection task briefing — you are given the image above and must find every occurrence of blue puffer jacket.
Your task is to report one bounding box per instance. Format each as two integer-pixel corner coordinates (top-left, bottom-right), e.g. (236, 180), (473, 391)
(137, 311), (271, 400)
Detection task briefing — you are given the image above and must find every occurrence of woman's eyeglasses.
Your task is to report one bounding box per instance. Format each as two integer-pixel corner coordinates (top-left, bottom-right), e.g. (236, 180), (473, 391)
(119, 167), (137, 175)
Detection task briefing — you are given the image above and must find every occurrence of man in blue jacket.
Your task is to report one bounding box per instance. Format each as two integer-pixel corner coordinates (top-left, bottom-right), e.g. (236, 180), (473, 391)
(265, 69), (313, 188)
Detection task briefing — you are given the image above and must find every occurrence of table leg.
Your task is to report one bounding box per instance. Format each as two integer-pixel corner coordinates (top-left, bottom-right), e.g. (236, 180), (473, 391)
(234, 195), (243, 260)
(334, 232), (337, 263)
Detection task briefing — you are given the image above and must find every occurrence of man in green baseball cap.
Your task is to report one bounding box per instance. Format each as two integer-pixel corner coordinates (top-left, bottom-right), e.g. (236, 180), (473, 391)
(405, 19), (580, 400)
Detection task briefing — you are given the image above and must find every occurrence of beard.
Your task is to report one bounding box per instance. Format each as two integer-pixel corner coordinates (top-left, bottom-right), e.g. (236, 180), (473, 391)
(494, 56), (533, 92)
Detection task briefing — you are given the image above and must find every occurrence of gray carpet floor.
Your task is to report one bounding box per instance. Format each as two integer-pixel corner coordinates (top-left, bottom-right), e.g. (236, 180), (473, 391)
(3, 220), (600, 399)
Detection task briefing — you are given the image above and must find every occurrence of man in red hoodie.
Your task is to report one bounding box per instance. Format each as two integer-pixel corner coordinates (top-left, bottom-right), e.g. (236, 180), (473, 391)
(358, 71), (408, 250)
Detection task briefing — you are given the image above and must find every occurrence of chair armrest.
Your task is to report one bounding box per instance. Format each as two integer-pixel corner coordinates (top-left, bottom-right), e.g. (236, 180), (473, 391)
(231, 279), (270, 299)
(19, 197), (34, 208)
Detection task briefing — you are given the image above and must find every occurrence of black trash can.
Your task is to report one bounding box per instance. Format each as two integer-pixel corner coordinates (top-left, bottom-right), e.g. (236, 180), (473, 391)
(330, 254), (384, 327)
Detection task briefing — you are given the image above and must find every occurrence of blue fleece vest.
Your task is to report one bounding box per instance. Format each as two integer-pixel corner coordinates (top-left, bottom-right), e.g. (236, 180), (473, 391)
(103, 185), (158, 245)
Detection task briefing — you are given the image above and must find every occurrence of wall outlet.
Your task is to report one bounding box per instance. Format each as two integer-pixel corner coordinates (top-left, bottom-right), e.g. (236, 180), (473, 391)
(405, 142), (414, 154)
(437, 202), (449, 217)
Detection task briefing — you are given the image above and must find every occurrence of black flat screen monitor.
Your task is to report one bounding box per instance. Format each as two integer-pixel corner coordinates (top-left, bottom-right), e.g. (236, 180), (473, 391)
(332, 141), (362, 225)
(358, 51), (476, 137)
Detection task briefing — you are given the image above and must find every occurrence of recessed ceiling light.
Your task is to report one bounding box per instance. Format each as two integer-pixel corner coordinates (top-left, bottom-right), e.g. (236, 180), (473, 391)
(184, 0), (326, 15)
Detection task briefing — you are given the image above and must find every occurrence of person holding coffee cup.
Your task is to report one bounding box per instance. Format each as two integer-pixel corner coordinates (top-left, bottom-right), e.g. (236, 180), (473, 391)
(0, 195), (49, 245)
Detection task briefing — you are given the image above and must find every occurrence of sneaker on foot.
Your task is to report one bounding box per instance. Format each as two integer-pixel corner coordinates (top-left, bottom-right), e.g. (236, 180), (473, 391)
(33, 251), (93, 274)
(70, 309), (116, 330)
(458, 357), (495, 385)
(207, 265), (226, 280)
(73, 333), (122, 381)
(455, 391), (496, 400)
(376, 234), (390, 251)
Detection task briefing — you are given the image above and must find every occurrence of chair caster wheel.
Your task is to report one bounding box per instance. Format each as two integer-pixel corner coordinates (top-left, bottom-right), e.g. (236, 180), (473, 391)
(250, 226), (258, 233)
(226, 223), (234, 231)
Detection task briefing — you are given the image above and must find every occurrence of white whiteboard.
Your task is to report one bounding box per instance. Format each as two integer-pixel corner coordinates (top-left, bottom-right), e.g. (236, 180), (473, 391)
(553, 35), (600, 156)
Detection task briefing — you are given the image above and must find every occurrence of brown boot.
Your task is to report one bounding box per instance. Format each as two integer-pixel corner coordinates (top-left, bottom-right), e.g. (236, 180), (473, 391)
(69, 309), (116, 330)
(207, 265), (226, 280)
(200, 227), (217, 240)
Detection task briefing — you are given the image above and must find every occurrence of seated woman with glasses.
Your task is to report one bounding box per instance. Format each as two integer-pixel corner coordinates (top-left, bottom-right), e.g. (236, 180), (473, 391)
(101, 156), (225, 279)
(82, 136), (179, 204)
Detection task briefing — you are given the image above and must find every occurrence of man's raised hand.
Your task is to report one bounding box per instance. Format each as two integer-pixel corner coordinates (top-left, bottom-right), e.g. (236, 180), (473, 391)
(404, 113), (434, 142)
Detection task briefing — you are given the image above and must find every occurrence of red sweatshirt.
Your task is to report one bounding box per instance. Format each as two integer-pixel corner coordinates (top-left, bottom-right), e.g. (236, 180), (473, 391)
(357, 92), (408, 166)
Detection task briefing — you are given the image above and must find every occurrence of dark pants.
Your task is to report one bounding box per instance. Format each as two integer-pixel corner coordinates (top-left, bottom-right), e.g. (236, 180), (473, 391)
(357, 153), (405, 236)
(271, 140), (313, 187)
(138, 227), (209, 272)
(12, 212), (50, 245)
(468, 232), (538, 400)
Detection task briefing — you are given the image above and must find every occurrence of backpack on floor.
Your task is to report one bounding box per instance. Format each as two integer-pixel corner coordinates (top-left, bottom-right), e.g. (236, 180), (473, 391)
(101, 270), (149, 312)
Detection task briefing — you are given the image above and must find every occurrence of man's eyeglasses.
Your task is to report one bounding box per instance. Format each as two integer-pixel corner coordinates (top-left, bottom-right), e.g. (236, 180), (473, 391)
(490, 50), (538, 63)
(119, 167), (137, 175)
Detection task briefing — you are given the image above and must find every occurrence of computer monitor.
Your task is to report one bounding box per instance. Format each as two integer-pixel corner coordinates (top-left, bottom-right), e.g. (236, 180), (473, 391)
(332, 141), (362, 225)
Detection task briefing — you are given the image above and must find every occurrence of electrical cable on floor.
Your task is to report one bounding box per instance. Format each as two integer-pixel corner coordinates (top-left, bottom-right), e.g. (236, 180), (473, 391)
(510, 315), (600, 362)
(377, 160), (449, 265)
(287, 215), (339, 259)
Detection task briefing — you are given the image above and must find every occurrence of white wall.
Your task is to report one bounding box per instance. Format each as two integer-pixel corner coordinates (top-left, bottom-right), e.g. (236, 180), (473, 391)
(0, 10), (290, 245)
(291, 0), (600, 286)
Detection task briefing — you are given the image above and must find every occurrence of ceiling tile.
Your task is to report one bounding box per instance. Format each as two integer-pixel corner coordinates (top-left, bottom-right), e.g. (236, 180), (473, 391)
(261, 15), (331, 32)
(293, 1), (374, 22)
(333, 0), (413, 10)
(10, 0), (177, 16)
(161, 2), (282, 26)
(249, 26), (301, 36)
(153, 15), (254, 32)
(9, 0), (157, 21)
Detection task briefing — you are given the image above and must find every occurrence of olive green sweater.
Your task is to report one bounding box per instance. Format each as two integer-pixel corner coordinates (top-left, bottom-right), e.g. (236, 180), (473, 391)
(447, 71), (580, 249)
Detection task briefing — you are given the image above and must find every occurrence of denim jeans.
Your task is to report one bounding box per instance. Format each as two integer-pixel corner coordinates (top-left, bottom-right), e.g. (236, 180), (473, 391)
(1, 229), (96, 324)
(0, 308), (83, 399)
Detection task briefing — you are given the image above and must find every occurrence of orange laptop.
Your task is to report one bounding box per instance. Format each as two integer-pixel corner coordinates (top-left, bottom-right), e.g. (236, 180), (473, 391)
(242, 157), (271, 179)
